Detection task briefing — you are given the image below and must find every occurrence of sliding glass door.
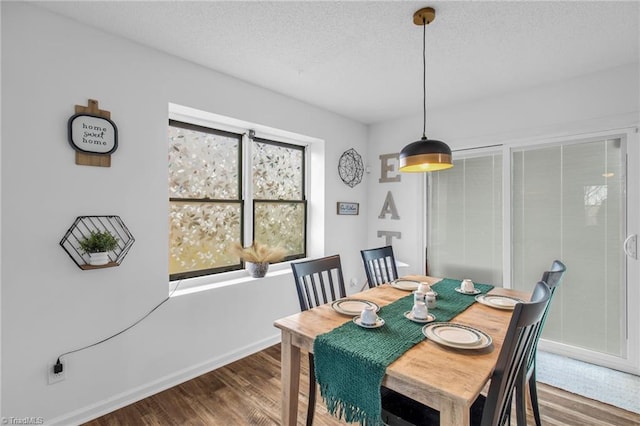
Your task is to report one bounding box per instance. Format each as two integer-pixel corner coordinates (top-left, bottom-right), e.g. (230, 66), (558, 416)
(512, 138), (624, 357)
(427, 130), (638, 372)
(427, 152), (503, 286)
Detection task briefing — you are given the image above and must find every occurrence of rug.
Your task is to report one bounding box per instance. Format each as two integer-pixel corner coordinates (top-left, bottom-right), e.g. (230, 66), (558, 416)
(536, 351), (640, 414)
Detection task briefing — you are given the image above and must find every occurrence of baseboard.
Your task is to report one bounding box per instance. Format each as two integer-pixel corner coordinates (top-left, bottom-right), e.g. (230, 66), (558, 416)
(46, 334), (281, 426)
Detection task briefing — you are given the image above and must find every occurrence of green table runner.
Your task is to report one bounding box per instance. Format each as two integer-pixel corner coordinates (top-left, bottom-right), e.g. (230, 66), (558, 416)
(313, 278), (493, 426)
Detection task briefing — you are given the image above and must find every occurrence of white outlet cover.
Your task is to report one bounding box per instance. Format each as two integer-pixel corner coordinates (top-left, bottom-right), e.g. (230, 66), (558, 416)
(48, 362), (66, 385)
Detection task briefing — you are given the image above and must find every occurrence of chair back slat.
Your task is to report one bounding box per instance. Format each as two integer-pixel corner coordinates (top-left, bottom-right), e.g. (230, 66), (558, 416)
(525, 260), (567, 371)
(481, 281), (551, 426)
(291, 255), (346, 311)
(361, 246), (399, 288)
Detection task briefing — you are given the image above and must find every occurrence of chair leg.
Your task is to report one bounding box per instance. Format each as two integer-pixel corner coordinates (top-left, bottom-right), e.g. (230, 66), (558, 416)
(515, 370), (527, 426)
(529, 366), (542, 426)
(307, 353), (316, 426)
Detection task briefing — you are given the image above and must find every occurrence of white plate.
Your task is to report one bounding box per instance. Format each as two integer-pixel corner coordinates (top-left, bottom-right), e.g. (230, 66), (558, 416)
(353, 316), (385, 329)
(390, 279), (420, 291)
(404, 311), (436, 324)
(455, 287), (482, 295)
(475, 294), (524, 310)
(331, 299), (380, 316)
(422, 323), (492, 349)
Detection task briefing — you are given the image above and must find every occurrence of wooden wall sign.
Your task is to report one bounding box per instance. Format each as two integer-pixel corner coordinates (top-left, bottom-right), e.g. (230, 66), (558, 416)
(68, 99), (118, 167)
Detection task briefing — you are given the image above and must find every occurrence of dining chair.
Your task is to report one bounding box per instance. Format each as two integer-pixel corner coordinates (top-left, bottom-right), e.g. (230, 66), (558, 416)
(360, 245), (399, 288)
(290, 255), (347, 426)
(381, 281), (552, 426)
(515, 260), (566, 426)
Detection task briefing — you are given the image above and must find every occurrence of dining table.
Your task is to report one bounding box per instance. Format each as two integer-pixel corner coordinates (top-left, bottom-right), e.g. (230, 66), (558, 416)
(273, 275), (530, 426)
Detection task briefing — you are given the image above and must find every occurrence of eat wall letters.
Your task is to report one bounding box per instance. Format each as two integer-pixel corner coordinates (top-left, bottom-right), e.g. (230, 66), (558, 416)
(377, 153), (402, 244)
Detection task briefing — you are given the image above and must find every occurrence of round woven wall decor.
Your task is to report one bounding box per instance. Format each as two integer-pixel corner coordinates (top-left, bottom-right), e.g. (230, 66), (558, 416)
(338, 148), (364, 188)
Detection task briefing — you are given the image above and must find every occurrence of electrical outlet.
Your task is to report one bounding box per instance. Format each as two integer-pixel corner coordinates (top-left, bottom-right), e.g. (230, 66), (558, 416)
(48, 361), (65, 385)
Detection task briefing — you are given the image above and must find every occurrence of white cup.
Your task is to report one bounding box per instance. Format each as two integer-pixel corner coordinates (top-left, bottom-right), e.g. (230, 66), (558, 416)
(411, 301), (429, 320)
(413, 291), (426, 304)
(360, 306), (378, 326)
(417, 282), (431, 294)
(461, 279), (475, 293)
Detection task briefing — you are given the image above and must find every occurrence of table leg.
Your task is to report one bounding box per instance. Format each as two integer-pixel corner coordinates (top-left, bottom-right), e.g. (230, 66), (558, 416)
(281, 331), (301, 426)
(440, 399), (469, 426)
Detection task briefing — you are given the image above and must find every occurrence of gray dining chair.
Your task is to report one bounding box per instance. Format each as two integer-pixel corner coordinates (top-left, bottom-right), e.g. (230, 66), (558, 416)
(360, 245), (399, 288)
(515, 260), (566, 426)
(381, 281), (552, 426)
(290, 255), (347, 426)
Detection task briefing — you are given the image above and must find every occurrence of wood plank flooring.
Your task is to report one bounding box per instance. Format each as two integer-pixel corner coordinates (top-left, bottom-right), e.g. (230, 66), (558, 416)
(84, 344), (640, 426)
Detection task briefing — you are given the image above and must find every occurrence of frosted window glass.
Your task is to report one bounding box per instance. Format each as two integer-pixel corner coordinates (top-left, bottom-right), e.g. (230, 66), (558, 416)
(428, 153), (503, 285)
(169, 201), (242, 275)
(252, 141), (303, 199)
(168, 125), (239, 199)
(512, 139), (623, 355)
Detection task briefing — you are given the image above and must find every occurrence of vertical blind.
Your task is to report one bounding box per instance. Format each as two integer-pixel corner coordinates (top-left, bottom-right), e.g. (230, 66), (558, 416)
(512, 139), (624, 356)
(428, 138), (625, 356)
(427, 153), (503, 286)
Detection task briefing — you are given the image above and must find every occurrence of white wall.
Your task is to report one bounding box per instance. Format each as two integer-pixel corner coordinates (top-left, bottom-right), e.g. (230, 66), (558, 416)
(1, 3), (369, 424)
(367, 63), (640, 277)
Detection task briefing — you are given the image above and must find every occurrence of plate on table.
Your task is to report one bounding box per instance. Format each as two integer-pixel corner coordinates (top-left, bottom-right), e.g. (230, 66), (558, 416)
(475, 294), (524, 310)
(353, 316), (385, 329)
(390, 279), (420, 291)
(422, 322), (492, 349)
(455, 287), (482, 295)
(404, 311), (436, 324)
(331, 299), (380, 316)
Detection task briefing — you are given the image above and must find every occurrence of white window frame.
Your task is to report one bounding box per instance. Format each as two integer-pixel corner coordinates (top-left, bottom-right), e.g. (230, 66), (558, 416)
(168, 103), (325, 294)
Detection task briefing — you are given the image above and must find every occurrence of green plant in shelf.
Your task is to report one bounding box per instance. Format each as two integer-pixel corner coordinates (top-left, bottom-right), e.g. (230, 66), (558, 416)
(78, 230), (119, 254)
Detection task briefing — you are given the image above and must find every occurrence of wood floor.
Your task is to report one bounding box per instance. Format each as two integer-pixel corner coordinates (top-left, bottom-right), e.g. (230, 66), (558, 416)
(84, 344), (640, 426)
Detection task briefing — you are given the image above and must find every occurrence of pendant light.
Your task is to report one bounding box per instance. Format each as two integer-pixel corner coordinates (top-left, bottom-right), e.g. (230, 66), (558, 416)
(399, 7), (453, 172)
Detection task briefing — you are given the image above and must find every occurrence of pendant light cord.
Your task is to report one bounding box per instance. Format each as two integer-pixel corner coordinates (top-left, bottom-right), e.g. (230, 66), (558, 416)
(422, 17), (427, 139)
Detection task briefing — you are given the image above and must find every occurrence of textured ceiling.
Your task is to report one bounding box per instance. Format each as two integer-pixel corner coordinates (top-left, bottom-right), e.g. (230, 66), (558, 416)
(33, 1), (640, 124)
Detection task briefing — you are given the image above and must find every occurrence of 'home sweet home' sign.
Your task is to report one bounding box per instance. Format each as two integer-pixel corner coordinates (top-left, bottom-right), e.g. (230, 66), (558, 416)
(68, 99), (118, 167)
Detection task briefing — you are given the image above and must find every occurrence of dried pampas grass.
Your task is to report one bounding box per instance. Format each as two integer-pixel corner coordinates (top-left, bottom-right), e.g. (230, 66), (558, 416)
(231, 241), (287, 263)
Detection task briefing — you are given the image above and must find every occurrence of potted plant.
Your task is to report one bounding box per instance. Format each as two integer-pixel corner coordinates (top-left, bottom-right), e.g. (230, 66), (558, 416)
(231, 241), (287, 278)
(79, 230), (119, 266)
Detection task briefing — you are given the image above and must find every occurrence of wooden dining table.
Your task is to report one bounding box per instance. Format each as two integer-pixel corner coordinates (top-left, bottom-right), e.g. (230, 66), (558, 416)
(273, 275), (530, 426)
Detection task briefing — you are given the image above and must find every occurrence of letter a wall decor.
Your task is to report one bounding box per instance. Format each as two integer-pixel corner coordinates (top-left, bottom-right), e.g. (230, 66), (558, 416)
(68, 99), (118, 167)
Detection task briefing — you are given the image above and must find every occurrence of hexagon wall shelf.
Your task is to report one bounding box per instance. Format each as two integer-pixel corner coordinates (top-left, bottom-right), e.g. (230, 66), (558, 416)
(60, 215), (135, 270)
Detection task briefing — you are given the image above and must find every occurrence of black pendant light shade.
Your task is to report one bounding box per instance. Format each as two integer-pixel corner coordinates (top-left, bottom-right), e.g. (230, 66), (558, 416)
(399, 136), (452, 172)
(399, 7), (453, 173)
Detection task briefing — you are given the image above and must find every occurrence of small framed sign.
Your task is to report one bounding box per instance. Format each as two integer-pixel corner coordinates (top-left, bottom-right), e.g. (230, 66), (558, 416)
(68, 114), (118, 155)
(337, 202), (359, 216)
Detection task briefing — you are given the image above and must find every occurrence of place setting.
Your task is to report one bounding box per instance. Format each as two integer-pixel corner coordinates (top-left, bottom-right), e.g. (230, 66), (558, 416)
(390, 278), (421, 291)
(404, 289), (437, 323)
(391, 279), (438, 297)
(475, 294), (525, 310)
(331, 298), (380, 316)
(422, 322), (492, 350)
(454, 278), (482, 295)
(353, 305), (385, 329)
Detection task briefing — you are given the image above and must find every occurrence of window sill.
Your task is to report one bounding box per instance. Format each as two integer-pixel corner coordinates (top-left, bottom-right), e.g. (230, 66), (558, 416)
(169, 262), (295, 298)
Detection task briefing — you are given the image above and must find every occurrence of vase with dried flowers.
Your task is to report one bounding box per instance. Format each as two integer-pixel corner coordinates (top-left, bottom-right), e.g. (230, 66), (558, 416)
(231, 241), (287, 278)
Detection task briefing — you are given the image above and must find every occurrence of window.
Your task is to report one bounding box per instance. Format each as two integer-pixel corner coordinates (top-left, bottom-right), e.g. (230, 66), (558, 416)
(252, 138), (306, 260)
(168, 121), (307, 281)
